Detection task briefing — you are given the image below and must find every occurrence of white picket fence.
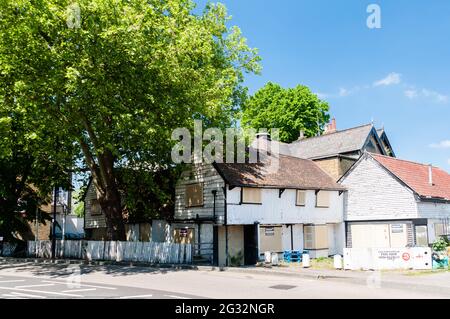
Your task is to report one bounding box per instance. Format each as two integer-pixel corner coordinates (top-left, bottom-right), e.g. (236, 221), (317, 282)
(27, 240), (192, 264)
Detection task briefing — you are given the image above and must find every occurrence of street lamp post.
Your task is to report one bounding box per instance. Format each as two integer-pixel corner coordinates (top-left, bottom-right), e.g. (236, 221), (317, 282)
(51, 186), (58, 260)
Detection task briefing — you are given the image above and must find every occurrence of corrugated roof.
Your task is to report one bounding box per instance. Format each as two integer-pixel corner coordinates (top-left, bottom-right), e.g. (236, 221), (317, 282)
(370, 153), (450, 200)
(214, 154), (345, 190)
(286, 124), (374, 159)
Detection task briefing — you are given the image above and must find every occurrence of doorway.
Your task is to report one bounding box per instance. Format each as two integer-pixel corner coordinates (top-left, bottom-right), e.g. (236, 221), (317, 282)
(243, 225), (258, 265)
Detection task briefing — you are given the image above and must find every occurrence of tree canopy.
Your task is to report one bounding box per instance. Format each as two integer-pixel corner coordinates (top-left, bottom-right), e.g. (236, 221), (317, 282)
(241, 82), (329, 143)
(0, 0), (260, 239)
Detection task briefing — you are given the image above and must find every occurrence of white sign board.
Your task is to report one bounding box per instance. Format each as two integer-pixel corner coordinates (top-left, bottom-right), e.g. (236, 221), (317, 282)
(344, 247), (432, 270)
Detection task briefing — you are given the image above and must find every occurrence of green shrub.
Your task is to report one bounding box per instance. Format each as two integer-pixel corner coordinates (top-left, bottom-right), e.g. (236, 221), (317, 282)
(432, 237), (449, 252)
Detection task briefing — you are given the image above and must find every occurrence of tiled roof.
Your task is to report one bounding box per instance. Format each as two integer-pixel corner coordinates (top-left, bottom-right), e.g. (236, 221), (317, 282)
(370, 153), (450, 200)
(214, 154), (345, 190)
(286, 124), (375, 159)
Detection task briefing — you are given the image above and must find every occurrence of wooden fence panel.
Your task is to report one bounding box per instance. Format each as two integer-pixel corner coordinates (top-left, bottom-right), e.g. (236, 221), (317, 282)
(26, 240), (192, 264)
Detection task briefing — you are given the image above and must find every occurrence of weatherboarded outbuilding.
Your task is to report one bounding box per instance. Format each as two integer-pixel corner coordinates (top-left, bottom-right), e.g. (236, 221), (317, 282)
(339, 152), (450, 249)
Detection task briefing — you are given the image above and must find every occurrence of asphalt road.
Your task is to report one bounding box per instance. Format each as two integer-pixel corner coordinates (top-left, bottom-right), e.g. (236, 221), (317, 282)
(0, 261), (449, 299)
(0, 274), (201, 299)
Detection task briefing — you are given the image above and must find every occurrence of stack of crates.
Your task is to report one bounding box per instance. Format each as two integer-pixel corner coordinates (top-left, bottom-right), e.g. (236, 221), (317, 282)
(284, 250), (308, 263)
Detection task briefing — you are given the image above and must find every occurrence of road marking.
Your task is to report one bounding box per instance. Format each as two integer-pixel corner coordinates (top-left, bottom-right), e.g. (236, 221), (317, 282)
(119, 294), (153, 299)
(11, 292), (46, 299)
(2, 294), (25, 299)
(42, 280), (117, 290)
(0, 280), (26, 283)
(62, 288), (96, 293)
(16, 284), (55, 289)
(164, 295), (190, 299)
(0, 286), (82, 297)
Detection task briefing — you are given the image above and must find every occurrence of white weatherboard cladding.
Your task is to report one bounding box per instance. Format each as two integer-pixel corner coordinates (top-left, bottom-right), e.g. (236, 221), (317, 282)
(340, 156), (418, 221)
(226, 187), (343, 225)
(417, 202), (450, 219)
(174, 164), (225, 221)
(84, 182), (106, 229)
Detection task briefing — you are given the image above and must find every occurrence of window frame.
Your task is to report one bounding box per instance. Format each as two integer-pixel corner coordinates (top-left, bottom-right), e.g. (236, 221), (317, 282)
(295, 190), (306, 207)
(90, 199), (102, 216)
(315, 190), (330, 208)
(303, 224), (329, 250)
(241, 187), (262, 205)
(185, 183), (204, 208)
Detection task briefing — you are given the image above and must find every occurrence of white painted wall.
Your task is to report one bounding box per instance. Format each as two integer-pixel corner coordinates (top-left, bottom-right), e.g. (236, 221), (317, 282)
(226, 188), (344, 225)
(340, 155), (419, 221)
(280, 224), (304, 251)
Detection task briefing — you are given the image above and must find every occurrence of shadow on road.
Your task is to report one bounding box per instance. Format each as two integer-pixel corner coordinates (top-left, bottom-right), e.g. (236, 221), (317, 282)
(0, 261), (201, 279)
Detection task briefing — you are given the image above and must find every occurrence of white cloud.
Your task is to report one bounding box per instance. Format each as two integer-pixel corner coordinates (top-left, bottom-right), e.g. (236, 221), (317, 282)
(404, 89), (418, 99)
(315, 92), (328, 99)
(429, 140), (450, 149)
(421, 89), (448, 103)
(373, 72), (401, 86)
(339, 88), (350, 97)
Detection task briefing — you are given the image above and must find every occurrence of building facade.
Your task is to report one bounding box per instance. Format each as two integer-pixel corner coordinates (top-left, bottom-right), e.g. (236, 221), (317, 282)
(339, 152), (450, 248)
(173, 153), (346, 266)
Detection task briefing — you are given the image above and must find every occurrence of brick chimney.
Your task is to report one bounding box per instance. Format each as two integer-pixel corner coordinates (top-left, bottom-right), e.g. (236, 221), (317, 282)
(323, 118), (337, 134)
(298, 130), (306, 140)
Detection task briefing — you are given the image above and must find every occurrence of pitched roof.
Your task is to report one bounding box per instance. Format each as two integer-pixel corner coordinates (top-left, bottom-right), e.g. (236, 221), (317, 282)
(370, 153), (450, 200)
(286, 124), (376, 159)
(214, 154), (345, 190)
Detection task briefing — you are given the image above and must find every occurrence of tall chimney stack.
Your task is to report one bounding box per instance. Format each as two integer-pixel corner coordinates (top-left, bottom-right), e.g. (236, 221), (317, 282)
(428, 164), (433, 186)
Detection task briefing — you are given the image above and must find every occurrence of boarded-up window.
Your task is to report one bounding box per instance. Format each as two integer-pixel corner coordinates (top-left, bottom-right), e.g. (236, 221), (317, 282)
(316, 191), (330, 208)
(259, 226), (283, 252)
(434, 223), (449, 237)
(242, 187), (261, 204)
(90, 199), (102, 215)
(296, 190), (306, 206)
(185, 183), (203, 207)
(304, 225), (328, 250)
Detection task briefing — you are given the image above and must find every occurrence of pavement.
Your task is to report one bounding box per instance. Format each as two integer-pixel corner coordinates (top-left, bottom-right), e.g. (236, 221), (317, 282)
(0, 258), (449, 299)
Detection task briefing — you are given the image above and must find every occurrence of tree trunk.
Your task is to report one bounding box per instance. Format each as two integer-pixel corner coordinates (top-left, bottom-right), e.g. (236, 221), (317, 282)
(98, 185), (126, 241)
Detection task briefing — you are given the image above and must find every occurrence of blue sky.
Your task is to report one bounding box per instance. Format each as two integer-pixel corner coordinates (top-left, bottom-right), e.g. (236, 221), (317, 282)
(196, 0), (450, 171)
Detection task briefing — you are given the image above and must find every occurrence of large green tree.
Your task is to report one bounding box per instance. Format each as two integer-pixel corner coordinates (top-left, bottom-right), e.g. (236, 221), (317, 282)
(0, 0), (260, 240)
(241, 82), (330, 143)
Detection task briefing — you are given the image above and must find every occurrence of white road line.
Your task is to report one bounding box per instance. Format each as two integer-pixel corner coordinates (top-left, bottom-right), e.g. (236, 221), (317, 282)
(2, 294), (25, 299)
(0, 280), (26, 283)
(42, 280), (117, 290)
(62, 288), (96, 293)
(165, 295), (190, 299)
(0, 286), (82, 297)
(11, 292), (46, 299)
(119, 294), (153, 299)
(16, 284), (55, 289)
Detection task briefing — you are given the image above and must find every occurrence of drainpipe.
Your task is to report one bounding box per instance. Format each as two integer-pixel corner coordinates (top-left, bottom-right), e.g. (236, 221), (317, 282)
(212, 190), (217, 222)
(224, 185), (228, 266)
(290, 224), (294, 250)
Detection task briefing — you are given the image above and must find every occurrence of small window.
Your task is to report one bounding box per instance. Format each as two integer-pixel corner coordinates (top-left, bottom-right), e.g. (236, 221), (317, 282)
(296, 190), (306, 206)
(185, 183), (204, 207)
(264, 227), (275, 236)
(304, 225), (328, 250)
(316, 190), (330, 208)
(242, 187), (262, 204)
(90, 199), (102, 216)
